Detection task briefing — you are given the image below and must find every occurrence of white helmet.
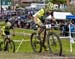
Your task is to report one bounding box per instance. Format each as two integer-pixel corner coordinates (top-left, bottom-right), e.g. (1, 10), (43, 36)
(6, 22), (11, 27)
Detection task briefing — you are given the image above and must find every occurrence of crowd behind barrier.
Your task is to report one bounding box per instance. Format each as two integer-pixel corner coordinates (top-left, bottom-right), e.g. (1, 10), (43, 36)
(0, 7), (75, 37)
(59, 20), (75, 37)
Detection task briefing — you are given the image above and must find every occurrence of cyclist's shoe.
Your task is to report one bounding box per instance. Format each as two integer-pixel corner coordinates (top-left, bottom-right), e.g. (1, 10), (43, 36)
(4, 49), (7, 51)
(44, 48), (49, 51)
(4, 46), (8, 51)
(43, 44), (49, 51)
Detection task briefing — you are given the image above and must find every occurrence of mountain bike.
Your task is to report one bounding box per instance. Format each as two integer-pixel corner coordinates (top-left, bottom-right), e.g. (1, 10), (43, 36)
(30, 24), (62, 56)
(0, 35), (15, 52)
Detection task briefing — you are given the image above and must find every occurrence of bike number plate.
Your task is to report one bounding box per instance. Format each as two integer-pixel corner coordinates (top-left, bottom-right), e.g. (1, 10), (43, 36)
(46, 24), (51, 29)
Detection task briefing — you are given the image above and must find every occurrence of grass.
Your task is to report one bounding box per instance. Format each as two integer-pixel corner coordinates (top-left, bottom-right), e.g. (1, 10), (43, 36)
(15, 28), (34, 34)
(61, 39), (75, 56)
(12, 34), (30, 40)
(15, 41), (32, 53)
(14, 38), (75, 56)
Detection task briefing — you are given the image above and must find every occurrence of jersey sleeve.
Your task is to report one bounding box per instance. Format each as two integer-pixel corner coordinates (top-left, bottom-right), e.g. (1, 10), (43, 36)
(1, 26), (5, 35)
(33, 8), (44, 18)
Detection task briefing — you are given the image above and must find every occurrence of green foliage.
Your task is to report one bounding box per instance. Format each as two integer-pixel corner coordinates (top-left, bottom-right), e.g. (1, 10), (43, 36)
(46, 0), (66, 4)
(64, 5), (75, 15)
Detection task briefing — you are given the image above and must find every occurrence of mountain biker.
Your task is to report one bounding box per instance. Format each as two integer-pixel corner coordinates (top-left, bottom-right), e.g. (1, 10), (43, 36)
(0, 21), (15, 38)
(33, 2), (55, 31)
(33, 2), (55, 50)
(4, 14), (16, 34)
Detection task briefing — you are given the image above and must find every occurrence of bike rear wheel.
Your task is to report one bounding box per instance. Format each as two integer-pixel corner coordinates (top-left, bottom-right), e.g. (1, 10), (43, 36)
(47, 32), (62, 56)
(31, 32), (42, 53)
(6, 39), (15, 52)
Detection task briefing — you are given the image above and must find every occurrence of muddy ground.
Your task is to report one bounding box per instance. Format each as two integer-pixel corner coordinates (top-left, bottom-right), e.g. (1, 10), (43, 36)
(0, 52), (75, 59)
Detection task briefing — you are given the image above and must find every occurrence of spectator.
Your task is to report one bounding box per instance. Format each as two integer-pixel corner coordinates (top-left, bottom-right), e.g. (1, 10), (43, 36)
(59, 21), (64, 36)
(63, 22), (69, 36)
(5, 14), (16, 28)
(70, 21), (75, 37)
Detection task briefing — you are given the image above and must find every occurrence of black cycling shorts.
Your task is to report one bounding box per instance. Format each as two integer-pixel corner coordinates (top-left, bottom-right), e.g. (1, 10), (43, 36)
(4, 31), (10, 35)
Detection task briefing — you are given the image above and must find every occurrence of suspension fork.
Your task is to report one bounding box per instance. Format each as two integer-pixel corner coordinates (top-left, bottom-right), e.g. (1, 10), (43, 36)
(42, 28), (47, 50)
(43, 29), (46, 44)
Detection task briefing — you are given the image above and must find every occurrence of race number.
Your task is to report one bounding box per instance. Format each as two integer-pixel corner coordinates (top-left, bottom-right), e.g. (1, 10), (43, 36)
(46, 24), (51, 29)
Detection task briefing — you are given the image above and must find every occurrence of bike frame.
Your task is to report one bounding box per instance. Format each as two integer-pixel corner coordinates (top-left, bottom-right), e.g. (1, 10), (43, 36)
(42, 28), (47, 48)
(39, 27), (49, 49)
(39, 25), (53, 45)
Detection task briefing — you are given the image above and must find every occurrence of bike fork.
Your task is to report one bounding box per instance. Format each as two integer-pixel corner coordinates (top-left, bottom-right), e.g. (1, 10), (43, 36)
(42, 29), (47, 51)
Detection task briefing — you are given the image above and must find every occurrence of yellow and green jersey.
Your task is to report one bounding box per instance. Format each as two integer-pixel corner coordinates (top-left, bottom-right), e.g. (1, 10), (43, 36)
(33, 8), (54, 25)
(33, 8), (45, 18)
(33, 8), (45, 24)
(1, 26), (12, 35)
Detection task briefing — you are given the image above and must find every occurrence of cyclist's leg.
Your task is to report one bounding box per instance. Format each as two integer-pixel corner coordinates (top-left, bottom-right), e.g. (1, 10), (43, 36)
(37, 27), (48, 51)
(42, 31), (48, 51)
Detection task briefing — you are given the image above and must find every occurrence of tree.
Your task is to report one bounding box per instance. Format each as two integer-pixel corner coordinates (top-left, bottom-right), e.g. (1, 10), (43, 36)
(65, 5), (75, 15)
(66, 0), (70, 7)
(45, 0), (66, 4)
(45, 0), (66, 9)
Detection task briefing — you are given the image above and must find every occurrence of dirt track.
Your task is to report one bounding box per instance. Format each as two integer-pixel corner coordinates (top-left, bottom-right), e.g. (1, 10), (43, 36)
(0, 52), (75, 59)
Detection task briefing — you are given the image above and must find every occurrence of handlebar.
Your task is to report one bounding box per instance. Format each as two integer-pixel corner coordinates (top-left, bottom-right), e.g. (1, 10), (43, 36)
(36, 24), (57, 30)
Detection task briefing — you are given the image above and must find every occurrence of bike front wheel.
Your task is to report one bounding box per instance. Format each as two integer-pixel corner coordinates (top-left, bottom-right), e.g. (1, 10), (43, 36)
(5, 40), (15, 52)
(30, 32), (42, 53)
(47, 32), (62, 56)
